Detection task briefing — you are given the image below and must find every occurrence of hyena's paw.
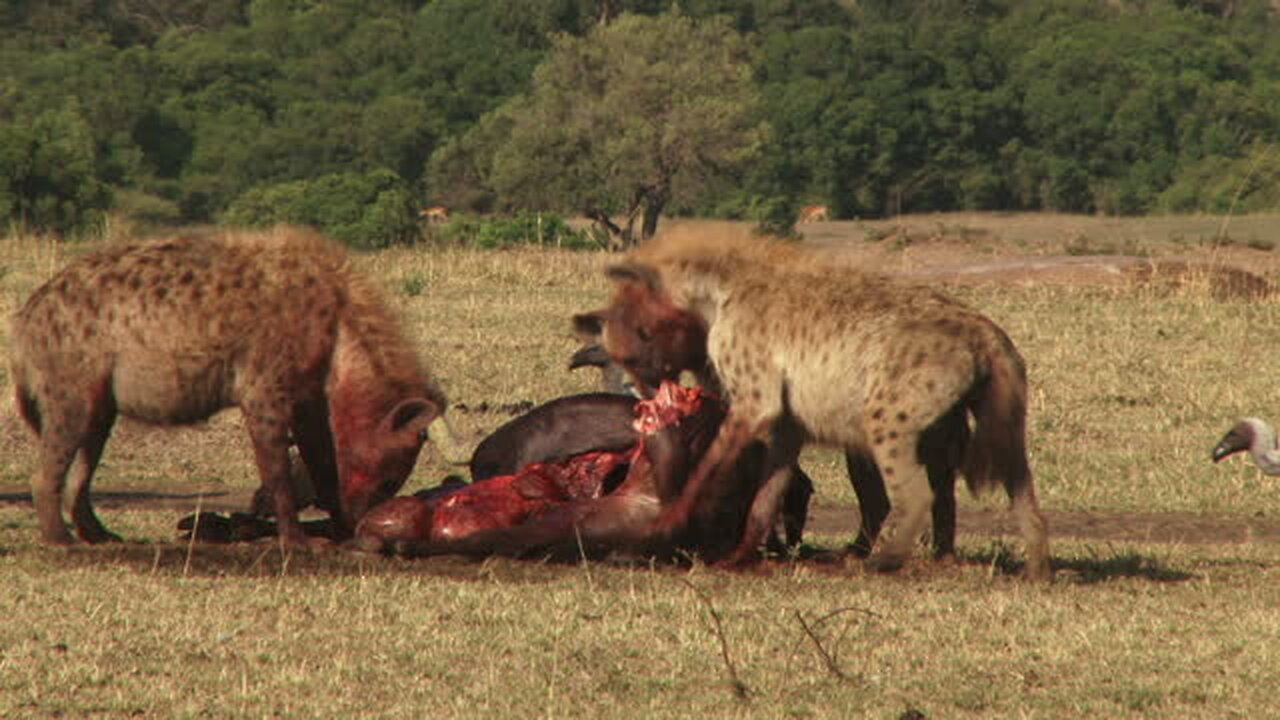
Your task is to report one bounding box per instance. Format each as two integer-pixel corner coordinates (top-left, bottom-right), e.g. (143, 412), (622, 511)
(864, 551), (907, 574)
(1022, 557), (1053, 582)
(41, 530), (78, 547)
(846, 533), (875, 558)
(714, 548), (764, 572)
(78, 528), (123, 544)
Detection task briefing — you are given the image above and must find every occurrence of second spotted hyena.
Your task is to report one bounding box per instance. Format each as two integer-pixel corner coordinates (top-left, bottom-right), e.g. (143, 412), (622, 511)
(597, 230), (1050, 579)
(9, 226), (447, 548)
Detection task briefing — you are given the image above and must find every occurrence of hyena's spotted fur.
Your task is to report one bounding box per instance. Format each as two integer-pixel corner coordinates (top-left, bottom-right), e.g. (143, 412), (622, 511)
(9, 226), (447, 547)
(600, 231), (1050, 579)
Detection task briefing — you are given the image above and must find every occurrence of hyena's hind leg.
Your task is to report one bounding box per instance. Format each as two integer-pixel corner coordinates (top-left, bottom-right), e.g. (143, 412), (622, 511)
(32, 437), (80, 545)
(1008, 469), (1051, 581)
(19, 375), (119, 545)
(13, 381), (70, 544)
(28, 392), (106, 543)
(845, 449), (959, 562)
(65, 390), (121, 543)
(918, 404), (969, 561)
(862, 423), (936, 574)
(846, 402), (966, 561)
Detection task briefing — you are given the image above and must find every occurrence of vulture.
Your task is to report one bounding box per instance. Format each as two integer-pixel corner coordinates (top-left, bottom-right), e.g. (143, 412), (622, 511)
(1211, 418), (1280, 474)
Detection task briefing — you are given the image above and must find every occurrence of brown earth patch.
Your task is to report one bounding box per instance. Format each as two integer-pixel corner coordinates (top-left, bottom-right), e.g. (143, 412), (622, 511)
(895, 255), (1275, 300)
(783, 212), (1280, 298)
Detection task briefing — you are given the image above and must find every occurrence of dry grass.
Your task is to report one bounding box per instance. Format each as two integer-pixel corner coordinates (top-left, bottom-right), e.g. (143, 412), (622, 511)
(2, 216), (1280, 718)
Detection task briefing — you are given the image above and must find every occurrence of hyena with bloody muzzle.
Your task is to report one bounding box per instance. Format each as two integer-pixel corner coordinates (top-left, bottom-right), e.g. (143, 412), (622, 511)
(9, 225), (448, 548)
(597, 231), (1051, 579)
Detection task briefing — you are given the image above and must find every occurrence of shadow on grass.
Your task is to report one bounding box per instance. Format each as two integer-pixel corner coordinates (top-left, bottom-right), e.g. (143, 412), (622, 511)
(968, 541), (1194, 584)
(0, 489), (236, 508)
(33, 540), (571, 585)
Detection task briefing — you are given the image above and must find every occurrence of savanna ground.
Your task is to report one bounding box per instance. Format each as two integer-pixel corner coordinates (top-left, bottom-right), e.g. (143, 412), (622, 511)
(1, 213), (1279, 718)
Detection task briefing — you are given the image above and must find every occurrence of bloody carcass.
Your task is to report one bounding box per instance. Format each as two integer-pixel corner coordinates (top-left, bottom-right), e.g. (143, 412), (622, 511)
(354, 381), (810, 561)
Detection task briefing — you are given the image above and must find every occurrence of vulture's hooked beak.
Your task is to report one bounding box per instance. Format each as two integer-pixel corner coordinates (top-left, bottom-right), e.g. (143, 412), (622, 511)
(1211, 426), (1251, 463)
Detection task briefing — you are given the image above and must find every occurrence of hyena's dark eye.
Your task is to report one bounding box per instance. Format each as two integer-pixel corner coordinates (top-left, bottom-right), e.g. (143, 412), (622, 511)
(636, 326), (652, 342)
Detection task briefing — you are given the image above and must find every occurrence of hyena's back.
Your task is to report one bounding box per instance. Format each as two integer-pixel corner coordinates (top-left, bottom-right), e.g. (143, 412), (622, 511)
(11, 230), (346, 426)
(709, 271), (994, 449)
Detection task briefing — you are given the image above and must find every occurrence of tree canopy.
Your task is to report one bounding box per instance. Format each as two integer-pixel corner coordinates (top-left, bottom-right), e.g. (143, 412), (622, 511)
(2, 0), (1279, 241)
(433, 12), (764, 244)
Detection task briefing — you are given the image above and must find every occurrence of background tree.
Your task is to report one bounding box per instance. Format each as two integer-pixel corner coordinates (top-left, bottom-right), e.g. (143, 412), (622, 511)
(437, 11), (765, 245)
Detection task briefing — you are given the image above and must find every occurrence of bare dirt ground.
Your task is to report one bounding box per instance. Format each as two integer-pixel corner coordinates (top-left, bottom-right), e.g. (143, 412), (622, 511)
(6, 212), (1280, 550)
(794, 212), (1280, 297)
(1, 487), (1277, 547)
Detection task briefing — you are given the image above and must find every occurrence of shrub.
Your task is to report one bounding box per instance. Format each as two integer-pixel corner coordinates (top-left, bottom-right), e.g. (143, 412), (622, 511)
(223, 168), (418, 249)
(434, 212), (600, 250)
(746, 195), (801, 239)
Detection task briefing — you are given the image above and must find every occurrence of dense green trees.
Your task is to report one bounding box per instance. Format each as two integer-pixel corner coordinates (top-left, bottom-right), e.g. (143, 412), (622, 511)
(2, 0), (1279, 242)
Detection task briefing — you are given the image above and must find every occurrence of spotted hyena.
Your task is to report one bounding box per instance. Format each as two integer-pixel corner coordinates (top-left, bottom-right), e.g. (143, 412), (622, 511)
(575, 303), (965, 562)
(9, 225), (447, 548)
(595, 230), (1050, 579)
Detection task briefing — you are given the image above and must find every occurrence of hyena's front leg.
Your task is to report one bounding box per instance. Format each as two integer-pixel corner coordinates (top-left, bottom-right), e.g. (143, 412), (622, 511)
(243, 410), (313, 550)
(650, 412), (758, 540)
(845, 451), (888, 557)
(719, 421), (805, 568)
(292, 403), (341, 527)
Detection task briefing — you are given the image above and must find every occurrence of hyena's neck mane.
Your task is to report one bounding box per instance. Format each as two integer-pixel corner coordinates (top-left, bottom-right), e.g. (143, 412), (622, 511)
(231, 226), (445, 414)
(334, 270), (446, 412)
(632, 231), (809, 320)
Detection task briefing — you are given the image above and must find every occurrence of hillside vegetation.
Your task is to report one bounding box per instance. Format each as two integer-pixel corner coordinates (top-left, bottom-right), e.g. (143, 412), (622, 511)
(4, 0), (1280, 243)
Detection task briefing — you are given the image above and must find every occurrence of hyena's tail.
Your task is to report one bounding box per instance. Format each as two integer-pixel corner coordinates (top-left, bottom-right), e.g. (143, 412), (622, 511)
(961, 324), (1052, 580)
(10, 357), (42, 435)
(960, 327), (1032, 499)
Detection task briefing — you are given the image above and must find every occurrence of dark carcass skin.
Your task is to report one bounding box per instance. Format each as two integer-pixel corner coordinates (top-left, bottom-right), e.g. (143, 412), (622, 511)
(468, 393), (640, 482)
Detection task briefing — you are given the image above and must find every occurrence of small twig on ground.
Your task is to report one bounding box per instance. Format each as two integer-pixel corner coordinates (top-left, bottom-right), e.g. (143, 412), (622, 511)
(794, 610), (848, 681)
(677, 576), (749, 701)
(573, 524), (596, 595)
(246, 544), (273, 575)
(793, 605), (880, 682)
(183, 493), (203, 577)
(812, 605), (882, 625)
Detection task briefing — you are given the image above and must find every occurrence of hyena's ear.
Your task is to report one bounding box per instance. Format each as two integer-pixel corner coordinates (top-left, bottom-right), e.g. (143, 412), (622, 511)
(606, 262), (661, 292)
(572, 311), (606, 341)
(568, 344), (611, 370)
(382, 398), (441, 445)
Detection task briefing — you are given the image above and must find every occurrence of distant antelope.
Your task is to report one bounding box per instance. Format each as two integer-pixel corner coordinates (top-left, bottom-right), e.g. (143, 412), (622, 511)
(595, 229), (1051, 579)
(420, 206), (450, 224)
(797, 204), (829, 223)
